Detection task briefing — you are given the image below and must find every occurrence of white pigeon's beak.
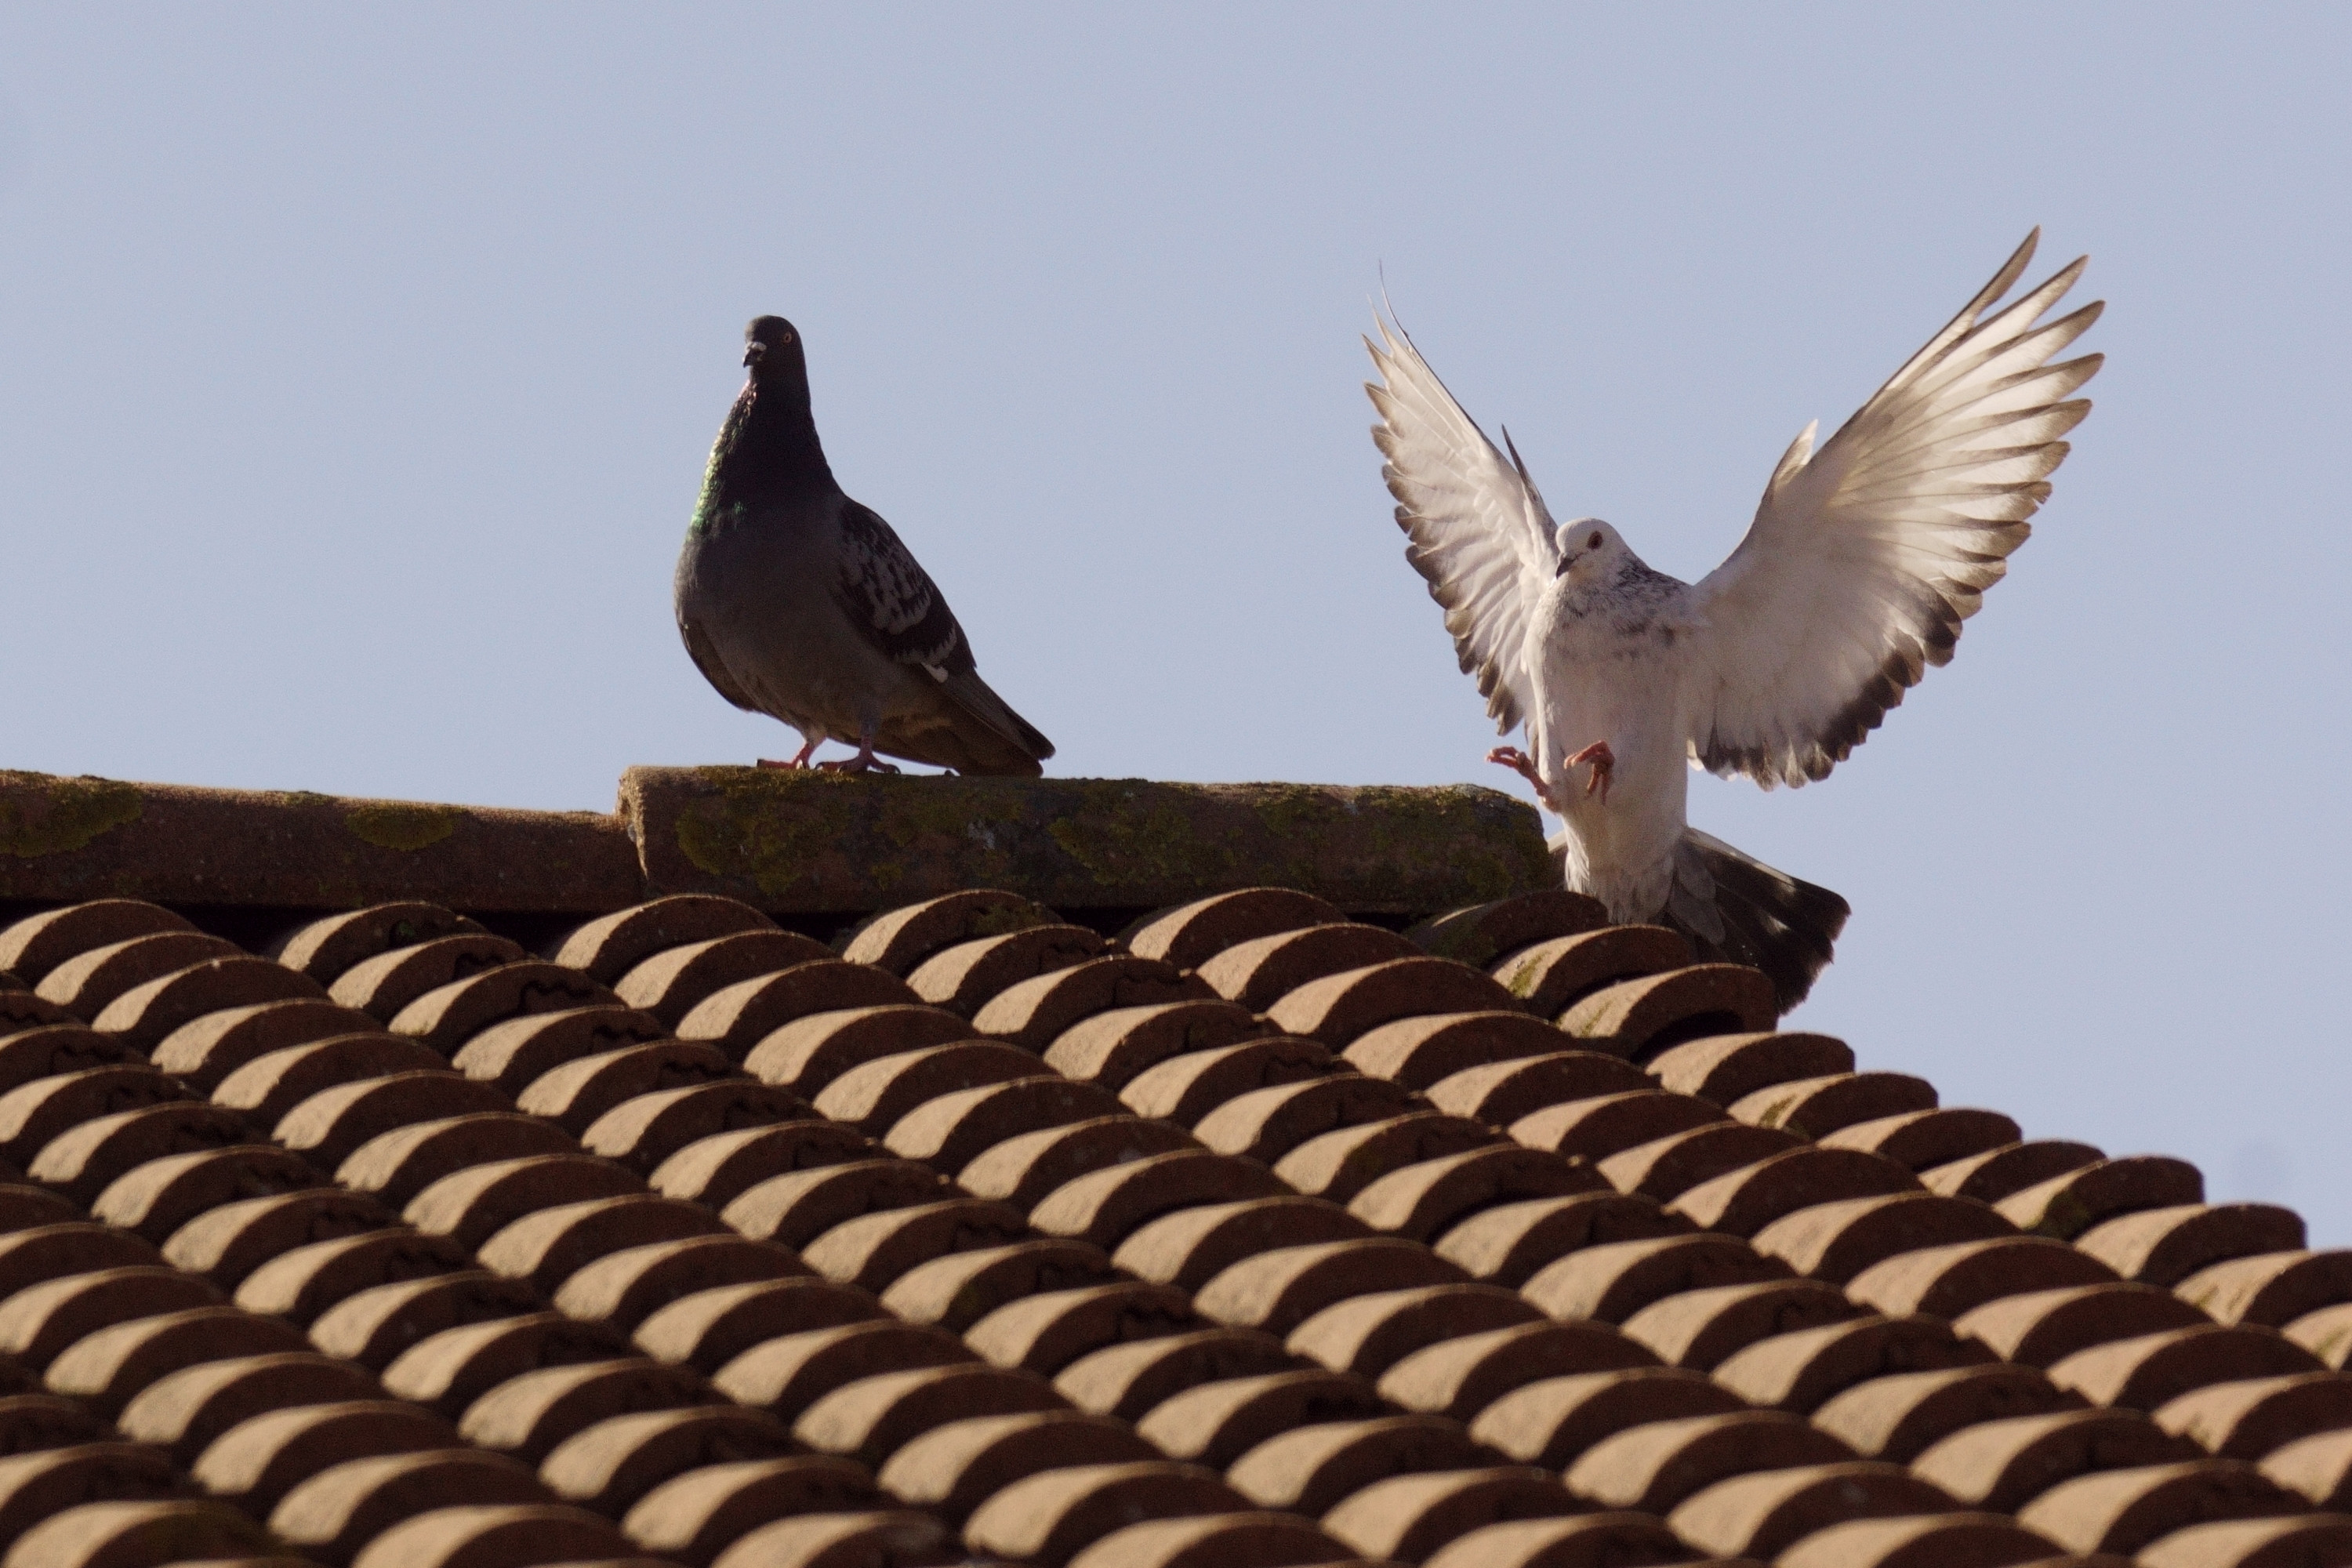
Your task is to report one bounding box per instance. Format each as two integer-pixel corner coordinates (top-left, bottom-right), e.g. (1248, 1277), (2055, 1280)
(1555, 552), (1579, 578)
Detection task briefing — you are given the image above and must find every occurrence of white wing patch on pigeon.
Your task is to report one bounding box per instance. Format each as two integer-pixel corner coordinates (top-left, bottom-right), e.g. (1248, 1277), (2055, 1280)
(1364, 316), (1563, 734)
(1682, 230), (2103, 788)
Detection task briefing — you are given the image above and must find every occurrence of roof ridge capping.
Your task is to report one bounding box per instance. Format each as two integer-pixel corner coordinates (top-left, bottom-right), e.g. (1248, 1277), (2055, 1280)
(0, 767), (1555, 918)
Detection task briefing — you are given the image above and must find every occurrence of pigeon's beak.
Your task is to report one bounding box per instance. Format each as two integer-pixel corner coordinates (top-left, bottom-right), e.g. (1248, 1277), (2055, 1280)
(1555, 552), (1578, 578)
(742, 343), (766, 370)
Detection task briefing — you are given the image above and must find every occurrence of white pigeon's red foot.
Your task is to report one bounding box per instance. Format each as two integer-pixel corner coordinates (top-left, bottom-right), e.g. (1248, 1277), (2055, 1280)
(816, 740), (901, 775)
(1567, 741), (1615, 806)
(1486, 746), (1563, 812)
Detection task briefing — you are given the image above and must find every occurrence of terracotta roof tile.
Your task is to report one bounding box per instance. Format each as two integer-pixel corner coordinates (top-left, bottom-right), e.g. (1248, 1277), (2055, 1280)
(1468, 1367), (1744, 1465)
(877, 1408), (1153, 1517)
(1030, 1149), (1288, 1251)
(1599, 1123), (1806, 1202)
(1228, 1413), (1485, 1514)
(630, 1274), (877, 1373)
(1666, 1461), (1961, 1560)
(713, 1509), (954, 1568)
(1813, 1363), (2083, 1464)
(1403, 888), (1608, 969)
(1123, 889), (1345, 971)
(0, 1025), (138, 1099)
(1135, 1367), (1385, 1468)
(2285, 1305), (2352, 1370)
(2014, 1460), (2306, 1555)
(2073, 1205), (2307, 1289)
(1418, 1512), (1694, 1568)
(2047, 1327), (2324, 1413)
(96, 955), (328, 1054)
(1711, 1316), (1995, 1414)
(1423, 1050), (1651, 1127)
(964, 1280), (1195, 1376)
(1617, 1279), (1864, 1370)
(38, 931), (247, 1019)
(1847, 1237), (2119, 1322)
(329, 935), (532, 1022)
(1490, 926), (1693, 1019)
(906, 925), (1109, 1018)
(1523, 1233), (1792, 1325)
(1197, 925), (1421, 1012)
(1273, 1114), (1501, 1204)
(622, 1454), (877, 1562)
(1320, 1466), (1579, 1562)
(0, 786), (2337, 1563)
(1955, 1284), (2213, 1369)
(1053, 1329), (1302, 1422)
(1730, 1073), (1940, 1141)
(2258, 1428), (2352, 1509)
(1087, 1516), (1367, 1568)
(1192, 1237), (1468, 1336)
(0, 901), (198, 985)
(960, 1458), (1251, 1565)
(1771, 1513), (2063, 1568)
(1113, 1038), (1328, 1126)
(790, 1363), (1058, 1476)
(1044, 1000), (1269, 1090)
(710, 1319), (969, 1420)
(1667, 1147), (1922, 1239)
(2178, 1252), (2352, 1330)
(1194, 1075), (1428, 1164)
(1994, 1156), (2209, 1242)
(1752, 1193), (2015, 1285)
(0, 1443), (192, 1553)
(1340, 1011), (1569, 1091)
(2153, 1373), (2352, 1461)
(1919, 1142), (2103, 1205)
(1265, 958), (1520, 1047)
(347, 1500), (639, 1568)
(1564, 969), (1781, 1061)
(974, 954), (1210, 1047)
(2136, 1513), (2352, 1568)
(121, 1346), (382, 1464)
(1564, 1410), (1855, 1512)
(1819, 1109), (2024, 1173)
(10, 1497), (280, 1568)
(677, 961), (924, 1058)
(1510, 1089), (1728, 1163)
(1428, 1196), (1679, 1296)
(216, 1035), (447, 1127)
(0, 1264), (218, 1370)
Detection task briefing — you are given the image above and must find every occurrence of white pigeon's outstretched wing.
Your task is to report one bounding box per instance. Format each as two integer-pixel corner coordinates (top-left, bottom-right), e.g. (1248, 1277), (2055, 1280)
(1366, 317), (1562, 733)
(1682, 231), (2103, 788)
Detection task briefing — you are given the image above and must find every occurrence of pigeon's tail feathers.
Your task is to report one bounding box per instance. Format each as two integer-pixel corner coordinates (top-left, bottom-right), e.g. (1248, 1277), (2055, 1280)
(931, 666), (1055, 776)
(1658, 828), (1849, 1012)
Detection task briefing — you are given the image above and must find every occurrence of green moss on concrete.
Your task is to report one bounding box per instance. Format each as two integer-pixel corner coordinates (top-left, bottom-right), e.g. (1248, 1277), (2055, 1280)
(346, 803), (463, 851)
(0, 773), (143, 858)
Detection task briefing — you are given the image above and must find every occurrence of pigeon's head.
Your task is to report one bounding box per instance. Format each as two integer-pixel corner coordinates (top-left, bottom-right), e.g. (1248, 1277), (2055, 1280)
(1553, 517), (1624, 583)
(742, 316), (809, 386)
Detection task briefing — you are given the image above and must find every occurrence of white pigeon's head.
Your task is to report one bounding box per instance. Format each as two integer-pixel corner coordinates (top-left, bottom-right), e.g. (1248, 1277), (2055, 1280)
(1553, 517), (1624, 584)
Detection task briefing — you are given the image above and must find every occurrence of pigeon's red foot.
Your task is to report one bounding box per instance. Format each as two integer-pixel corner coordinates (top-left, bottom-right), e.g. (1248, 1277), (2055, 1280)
(758, 738), (824, 771)
(1567, 741), (1615, 806)
(816, 743), (901, 776)
(1487, 746), (1563, 812)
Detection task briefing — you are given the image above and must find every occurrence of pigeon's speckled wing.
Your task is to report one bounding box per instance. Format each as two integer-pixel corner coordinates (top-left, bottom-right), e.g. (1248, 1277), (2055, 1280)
(833, 501), (971, 677)
(1682, 231), (2103, 788)
(1366, 317), (1563, 733)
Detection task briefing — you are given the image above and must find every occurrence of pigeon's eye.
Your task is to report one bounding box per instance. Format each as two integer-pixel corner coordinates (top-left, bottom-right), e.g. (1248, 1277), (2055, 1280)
(1587, 532), (1603, 550)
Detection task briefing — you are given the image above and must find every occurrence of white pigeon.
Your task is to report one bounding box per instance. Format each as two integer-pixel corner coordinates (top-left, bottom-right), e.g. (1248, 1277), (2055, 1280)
(1365, 232), (2102, 1007)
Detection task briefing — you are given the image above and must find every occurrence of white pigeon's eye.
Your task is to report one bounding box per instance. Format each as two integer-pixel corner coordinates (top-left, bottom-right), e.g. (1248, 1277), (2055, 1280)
(1587, 532), (1603, 550)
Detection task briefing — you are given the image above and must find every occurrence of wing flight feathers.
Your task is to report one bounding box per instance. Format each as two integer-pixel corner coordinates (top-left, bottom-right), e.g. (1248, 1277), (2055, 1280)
(1365, 317), (1561, 733)
(1685, 235), (2102, 788)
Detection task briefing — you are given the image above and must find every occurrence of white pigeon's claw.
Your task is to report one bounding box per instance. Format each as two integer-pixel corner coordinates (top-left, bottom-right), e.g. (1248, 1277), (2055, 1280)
(1486, 746), (1562, 812)
(1567, 742), (1615, 806)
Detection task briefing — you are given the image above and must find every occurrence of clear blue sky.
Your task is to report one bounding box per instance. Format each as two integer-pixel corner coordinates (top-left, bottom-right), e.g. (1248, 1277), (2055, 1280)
(4, 6), (2347, 1236)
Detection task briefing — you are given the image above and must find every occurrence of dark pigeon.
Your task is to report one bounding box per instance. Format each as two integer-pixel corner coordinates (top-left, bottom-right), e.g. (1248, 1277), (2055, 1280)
(674, 316), (1054, 776)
